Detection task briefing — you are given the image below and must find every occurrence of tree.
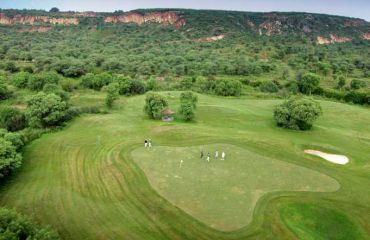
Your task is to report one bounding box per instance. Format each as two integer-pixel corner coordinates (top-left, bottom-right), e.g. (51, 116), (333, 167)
(49, 7), (60, 13)
(105, 83), (120, 108)
(27, 72), (61, 91)
(337, 76), (346, 89)
(274, 97), (322, 130)
(179, 102), (195, 121)
(350, 79), (366, 90)
(26, 93), (68, 128)
(11, 72), (31, 88)
(298, 73), (320, 94)
(144, 93), (168, 119)
(0, 107), (27, 132)
(180, 92), (198, 108)
(214, 79), (242, 96)
(0, 82), (12, 100)
(178, 92), (198, 121)
(259, 81), (279, 93)
(0, 208), (60, 239)
(0, 137), (22, 178)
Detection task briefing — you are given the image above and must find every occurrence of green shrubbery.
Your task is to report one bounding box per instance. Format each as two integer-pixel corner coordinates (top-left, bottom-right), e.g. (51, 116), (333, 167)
(0, 208), (60, 239)
(144, 93), (168, 119)
(274, 97), (322, 130)
(178, 92), (198, 121)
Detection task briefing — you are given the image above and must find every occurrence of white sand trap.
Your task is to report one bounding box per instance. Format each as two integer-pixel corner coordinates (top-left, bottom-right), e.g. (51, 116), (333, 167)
(304, 150), (349, 165)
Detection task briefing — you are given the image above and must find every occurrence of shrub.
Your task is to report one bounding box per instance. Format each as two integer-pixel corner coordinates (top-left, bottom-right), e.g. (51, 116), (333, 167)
(274, 97), (322, 130)
(0, 81), (12, 100)
(11, 72), (31, 88)
(59, 78), (78, 92)
(105, 83), (120, 108)
(27, 72), (61, 91)
(0, 208), (60, 239)
(144, 93), (168, 119)
(0, 137), (22, 178)
(298, 73), (320, 94)
(214, 79), (242, 96)
(350, 79), (366, 90)
(259, 81), (279, 93)
(179, 92), (198, 121)
(26, 93), (68, 128)
(0, 107), (27, 132)
(115, 76), (146, 96)
(344, 91), (370, 105)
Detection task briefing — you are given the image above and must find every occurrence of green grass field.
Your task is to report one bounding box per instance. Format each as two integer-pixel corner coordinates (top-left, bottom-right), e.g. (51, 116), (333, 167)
(1, 91), (370, 239)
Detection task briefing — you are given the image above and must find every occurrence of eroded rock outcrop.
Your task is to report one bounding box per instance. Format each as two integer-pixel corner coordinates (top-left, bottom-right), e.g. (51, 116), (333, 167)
(0, 13), (79, 25)
(363, 33), (370, 40)
(104, 12), (185, 27)
(317, 34), (352, 44)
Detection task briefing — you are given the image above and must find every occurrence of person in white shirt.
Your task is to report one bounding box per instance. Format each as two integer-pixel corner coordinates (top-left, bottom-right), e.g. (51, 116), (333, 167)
(221, 151), (225, 160)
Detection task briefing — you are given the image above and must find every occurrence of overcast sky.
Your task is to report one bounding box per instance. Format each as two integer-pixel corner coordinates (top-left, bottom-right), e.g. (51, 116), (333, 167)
(1, 0), (369, 21)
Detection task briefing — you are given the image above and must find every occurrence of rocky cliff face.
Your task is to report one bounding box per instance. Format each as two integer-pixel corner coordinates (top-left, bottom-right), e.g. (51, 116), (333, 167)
(317, 34), (352, 44)
(0, 13), (79, 25)
(363, 33), (370, 40)
(104, 12), (185, 27)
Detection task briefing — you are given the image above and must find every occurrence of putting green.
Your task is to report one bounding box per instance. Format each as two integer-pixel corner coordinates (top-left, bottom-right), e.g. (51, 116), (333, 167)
(132, 144), (340, 231)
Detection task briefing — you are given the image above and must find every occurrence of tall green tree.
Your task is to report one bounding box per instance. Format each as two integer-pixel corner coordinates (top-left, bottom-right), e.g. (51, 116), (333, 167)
(298, 73), (320, 95)
(26, 93), (68, 128)
(144, 93), (168, 119)
(274, 97), (322, 130)
(105, 83), (120, 108)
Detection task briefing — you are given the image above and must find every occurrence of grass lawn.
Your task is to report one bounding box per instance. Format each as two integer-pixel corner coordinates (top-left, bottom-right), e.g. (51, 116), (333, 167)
(0, 91), (369, 239)
(132, 144), (339, 231)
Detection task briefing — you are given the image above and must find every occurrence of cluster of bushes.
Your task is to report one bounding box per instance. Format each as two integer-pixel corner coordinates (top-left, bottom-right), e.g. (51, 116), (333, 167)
(0, 207), (59, 239)
(0, 129), (23, 178)
(0, 81), (12, 101)
(144, 91), (198, 121)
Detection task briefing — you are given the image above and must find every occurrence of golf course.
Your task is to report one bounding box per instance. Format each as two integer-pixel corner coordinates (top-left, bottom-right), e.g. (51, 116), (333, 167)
(1, 91), (369, 239)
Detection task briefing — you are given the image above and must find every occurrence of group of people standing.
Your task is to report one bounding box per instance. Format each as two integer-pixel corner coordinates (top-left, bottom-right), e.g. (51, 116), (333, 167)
(201, 150), (225, 162)
(144, 139), (152, 148)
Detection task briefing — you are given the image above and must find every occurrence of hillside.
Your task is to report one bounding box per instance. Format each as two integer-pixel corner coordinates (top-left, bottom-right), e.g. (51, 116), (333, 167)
(0, 9), (370, 42)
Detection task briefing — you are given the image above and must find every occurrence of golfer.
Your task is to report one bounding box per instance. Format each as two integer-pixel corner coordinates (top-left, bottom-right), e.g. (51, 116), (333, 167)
(144, 139), (148, 148)
(221, 151), (225, 160)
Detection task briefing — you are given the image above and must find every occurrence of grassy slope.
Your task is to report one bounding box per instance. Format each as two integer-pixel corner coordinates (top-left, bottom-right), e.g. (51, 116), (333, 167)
(0, 91), (369, 239)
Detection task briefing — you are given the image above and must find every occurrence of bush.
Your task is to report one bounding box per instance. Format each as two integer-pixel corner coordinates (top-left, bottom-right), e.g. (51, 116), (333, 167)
(43, 84), (70, 102)
(27, 72), (61, 91)
(0, 107), (27, 131)
(59, 78), (78, 92)
(144, 93), (168, 119)
(26, 93), (68, 128)
(115, 76), (146, 96)
(0, 137), (22, 178)
(274, 97), (322, 130)
(214, 79), (242, 96)
(259, 81), (279, 93)
(298, 73), (320, 94)
(0, 208), (60, 239)
(81, 73), (113, 91)
(344, 91), (370, 105)
(0, 81), (12, 100)
(350, 79), (366, 90)
(105, 82), (120, 108)
(11, 72), (31, 88)
(179, 92), (198, 121)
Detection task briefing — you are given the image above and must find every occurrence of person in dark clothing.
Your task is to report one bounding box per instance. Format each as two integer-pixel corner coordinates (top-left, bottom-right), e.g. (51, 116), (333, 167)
(200, 151), (204, 159)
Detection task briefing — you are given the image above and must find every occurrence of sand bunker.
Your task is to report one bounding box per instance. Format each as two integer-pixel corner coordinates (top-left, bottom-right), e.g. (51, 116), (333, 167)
(304, 150), (349, 165)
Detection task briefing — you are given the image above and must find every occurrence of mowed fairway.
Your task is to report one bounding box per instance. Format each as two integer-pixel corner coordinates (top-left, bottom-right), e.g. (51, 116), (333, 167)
(0, 92), (370, 239)
(132, 144), (339, 231)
